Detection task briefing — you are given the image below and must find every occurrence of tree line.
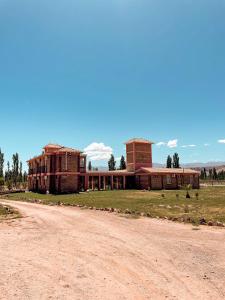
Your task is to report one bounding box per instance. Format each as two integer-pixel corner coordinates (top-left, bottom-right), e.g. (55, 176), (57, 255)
(0, 149), (28, 191)
(88, 153), (181, 171)
(166, 153), (180, 168)
(88, 155), (126, 171)
(200, 167), (225, 180)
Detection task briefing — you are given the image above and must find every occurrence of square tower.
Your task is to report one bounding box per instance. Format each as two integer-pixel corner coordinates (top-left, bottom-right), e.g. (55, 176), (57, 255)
(125, 138), (153, 172)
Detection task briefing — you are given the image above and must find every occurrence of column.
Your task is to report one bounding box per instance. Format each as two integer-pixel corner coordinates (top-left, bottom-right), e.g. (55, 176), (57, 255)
(85, 175), (89, 191)
(92, 176), (94, 190)
(111, 175), (114, 190)
(103, 176), (106, 190)
(116, 177), (119, 190)
(98, 176), (101, 190)
(123, 176), (126, 189)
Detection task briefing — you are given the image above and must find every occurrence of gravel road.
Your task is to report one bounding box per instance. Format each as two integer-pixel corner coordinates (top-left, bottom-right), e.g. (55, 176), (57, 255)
(0, 200), (225, 300)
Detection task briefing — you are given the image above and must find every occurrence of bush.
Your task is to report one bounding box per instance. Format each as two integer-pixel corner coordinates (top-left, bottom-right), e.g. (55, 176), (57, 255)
(0, 177), (4, 191)
(186, 191), (191, 199)
(6, 180), (13, 191)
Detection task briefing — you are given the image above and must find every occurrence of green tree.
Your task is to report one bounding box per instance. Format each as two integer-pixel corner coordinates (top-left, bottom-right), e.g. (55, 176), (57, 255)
(88, 161), (92, 171)
(23, 171), (28, 182)
(108, 154), (116, 171)
(12, 153), (19, 186)
(173, 153), (180, 168)
(0, 148), (4, 178)
(213, 167), (218, 180)
(203, 168), (207, 179)
(5, 161), (11, 182)
(0, 177), (4, 191)
(166, 155), (172, 168)
(119, 155), (126, 170)
(200, 170), (205, 180)
(209, 169), (213, 179)
(19, 161), (23, 183)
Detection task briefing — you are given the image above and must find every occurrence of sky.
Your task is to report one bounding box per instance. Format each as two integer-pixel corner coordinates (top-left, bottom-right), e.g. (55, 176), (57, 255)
(0, 0), (225, 170)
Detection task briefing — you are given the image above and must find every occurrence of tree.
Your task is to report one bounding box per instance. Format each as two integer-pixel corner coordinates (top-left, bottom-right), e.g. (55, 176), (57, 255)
(0, 177), (4, 191)
(166, 155), (172, 168)
(218, 170), (225, 180)
(12, 153), (19, 186)
(19, 161), (23, 183)
(108, 154), (116, 171)
(23, 171), (28, 183)
(5, 161), (11, 182)
(200, 168), (207, 180)
(209, 169), (213, 179)
(200, 170), (205, 180)
(88, 161), (92, 171)
(119, 155), (126, 170)
(173, 153), (180, 168)
(203, 168), (207, 179)
(213, 167), (218, 180)
(0, 148), (4, 178)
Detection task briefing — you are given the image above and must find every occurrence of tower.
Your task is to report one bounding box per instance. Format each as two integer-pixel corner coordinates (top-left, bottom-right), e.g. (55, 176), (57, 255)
(125, 138), (153, 172)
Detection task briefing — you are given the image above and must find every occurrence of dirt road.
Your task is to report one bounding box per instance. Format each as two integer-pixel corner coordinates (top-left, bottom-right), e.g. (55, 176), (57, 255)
(0, 200), (225, 300)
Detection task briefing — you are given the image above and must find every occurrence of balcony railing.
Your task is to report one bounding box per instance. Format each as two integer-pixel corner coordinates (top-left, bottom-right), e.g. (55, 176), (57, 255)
(29, 166), (47, 175)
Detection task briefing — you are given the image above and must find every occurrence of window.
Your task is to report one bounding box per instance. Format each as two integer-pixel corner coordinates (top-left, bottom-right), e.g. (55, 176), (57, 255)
(166, 175), (172, 184)
(80, 157), (85, 168)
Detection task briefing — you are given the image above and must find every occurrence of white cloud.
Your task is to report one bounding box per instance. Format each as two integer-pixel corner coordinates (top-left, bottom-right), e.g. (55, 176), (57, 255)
(181, 144), (196, 148)
(156, 142), (166, 147)
(156, 140), (178, 148)
(218, 139), (225, 144)
(167, 139), (178, 148)
(204, 143), (210, 146)
(84, 142), (113, 161)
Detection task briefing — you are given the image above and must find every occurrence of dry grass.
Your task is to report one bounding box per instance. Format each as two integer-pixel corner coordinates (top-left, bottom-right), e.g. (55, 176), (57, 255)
(2, 186), (225, 225)
(0, 204), (21, 221)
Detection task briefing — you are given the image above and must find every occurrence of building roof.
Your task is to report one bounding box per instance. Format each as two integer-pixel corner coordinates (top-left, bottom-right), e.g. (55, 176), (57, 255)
(87, 169), (134, 175)
(136, 167), (200, 175)
(43, 144), (82, 153)
(57, 147), (81, 153)
(125, 138), (154, 145)
(43, 144), (63, 149)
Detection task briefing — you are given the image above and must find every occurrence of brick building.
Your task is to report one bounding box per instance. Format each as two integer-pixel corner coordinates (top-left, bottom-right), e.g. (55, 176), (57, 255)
(27, 138), (200, 193)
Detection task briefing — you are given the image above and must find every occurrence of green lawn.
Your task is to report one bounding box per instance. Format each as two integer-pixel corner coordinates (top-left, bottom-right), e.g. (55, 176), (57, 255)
(2, 187), (225, 225)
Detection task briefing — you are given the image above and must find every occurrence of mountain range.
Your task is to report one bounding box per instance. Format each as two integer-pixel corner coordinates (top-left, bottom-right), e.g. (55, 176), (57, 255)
(95, 162), (225, 171)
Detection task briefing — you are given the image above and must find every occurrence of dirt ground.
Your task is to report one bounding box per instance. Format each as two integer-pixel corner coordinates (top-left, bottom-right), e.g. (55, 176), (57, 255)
(0, 200), (225, 300)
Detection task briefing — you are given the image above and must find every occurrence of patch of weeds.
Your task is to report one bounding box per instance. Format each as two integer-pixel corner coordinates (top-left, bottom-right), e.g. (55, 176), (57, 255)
(184, 205), (189, 213)
(120, 214), (140, 219)
(192, 226), (200, 230)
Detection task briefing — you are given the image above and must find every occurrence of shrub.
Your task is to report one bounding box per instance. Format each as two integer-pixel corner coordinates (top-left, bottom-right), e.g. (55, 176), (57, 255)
(6, 180), (13, 191)
(0, 177), (4, 191)
(186, 191), (191, 199)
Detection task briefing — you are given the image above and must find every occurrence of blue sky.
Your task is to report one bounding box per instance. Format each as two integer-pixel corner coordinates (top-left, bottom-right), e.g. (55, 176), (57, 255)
(0, 0), (225, 169)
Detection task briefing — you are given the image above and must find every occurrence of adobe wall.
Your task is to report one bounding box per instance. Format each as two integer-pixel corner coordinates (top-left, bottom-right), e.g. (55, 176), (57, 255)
(137, 174), (199, 190)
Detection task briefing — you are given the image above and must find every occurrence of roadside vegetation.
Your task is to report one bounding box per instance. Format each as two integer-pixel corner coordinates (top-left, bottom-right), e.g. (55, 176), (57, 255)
(0, 203), (20, 221)
(0, 149), (27, 192)
(2, 186), (225, 226)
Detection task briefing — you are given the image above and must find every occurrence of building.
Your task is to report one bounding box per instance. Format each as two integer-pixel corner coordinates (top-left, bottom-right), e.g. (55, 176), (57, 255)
(27, 138), (200, 193)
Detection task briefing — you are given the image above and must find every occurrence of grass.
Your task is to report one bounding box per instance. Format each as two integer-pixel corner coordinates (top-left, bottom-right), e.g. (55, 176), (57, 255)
(0, 203), (21, 221)
(2, 186), (225, 225)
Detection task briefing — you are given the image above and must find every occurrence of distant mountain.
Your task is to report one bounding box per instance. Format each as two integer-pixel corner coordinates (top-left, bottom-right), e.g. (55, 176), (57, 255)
(95, 162), (225, 171)
(181, 162), (225, 168)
